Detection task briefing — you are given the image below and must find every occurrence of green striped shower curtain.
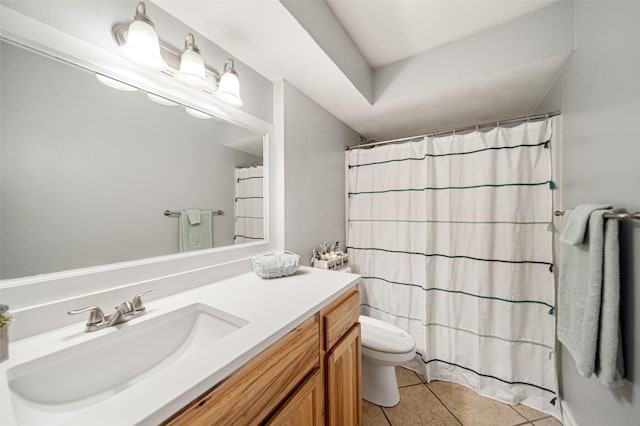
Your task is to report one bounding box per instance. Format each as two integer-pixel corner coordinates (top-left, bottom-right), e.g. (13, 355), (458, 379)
(346, 119), (559, 416)
(234, 165), (264, 244)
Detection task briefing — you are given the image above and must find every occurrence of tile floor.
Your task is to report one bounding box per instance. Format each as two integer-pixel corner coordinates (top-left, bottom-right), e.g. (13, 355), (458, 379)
(363, 367), (563, 426)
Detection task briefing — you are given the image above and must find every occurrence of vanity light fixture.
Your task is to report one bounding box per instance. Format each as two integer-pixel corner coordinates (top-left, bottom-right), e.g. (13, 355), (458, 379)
(216, 59), (243, 107)
(117, 2), (167, 70)
(95, 74), (139, 92)
(113, 2), (244, 108)
(176, 33), (209, 89)
(185, 107), (213, 119)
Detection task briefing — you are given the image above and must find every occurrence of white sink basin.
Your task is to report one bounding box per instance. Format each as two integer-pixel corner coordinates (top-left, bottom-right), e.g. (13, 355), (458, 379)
(6, 303), (248, 424)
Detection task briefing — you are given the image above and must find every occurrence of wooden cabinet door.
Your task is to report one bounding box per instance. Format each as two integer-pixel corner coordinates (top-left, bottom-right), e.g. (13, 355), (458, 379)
(164, 316), (319, 426)
(266, 369), (323, 426)
(325, 323), (361, 426)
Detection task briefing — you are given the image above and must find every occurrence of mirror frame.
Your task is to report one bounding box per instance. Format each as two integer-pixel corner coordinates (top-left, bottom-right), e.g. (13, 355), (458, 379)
(0, 5), (282, 311)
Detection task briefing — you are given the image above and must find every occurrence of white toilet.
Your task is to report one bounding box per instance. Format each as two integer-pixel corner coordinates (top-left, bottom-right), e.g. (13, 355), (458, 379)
(360, 315), (416, 407)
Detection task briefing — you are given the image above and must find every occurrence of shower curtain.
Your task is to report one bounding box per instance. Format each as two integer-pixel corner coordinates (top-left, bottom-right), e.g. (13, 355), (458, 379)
(234, 165), (264, 244)
(346, 119), (559, 416)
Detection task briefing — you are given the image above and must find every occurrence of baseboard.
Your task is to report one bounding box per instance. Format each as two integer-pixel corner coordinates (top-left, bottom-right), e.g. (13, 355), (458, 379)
(561, 400), (578, 426)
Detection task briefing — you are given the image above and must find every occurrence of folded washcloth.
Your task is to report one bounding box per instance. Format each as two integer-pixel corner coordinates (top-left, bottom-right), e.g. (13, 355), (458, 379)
(559, 204), (611, 245)
(186, 208), (201, 225)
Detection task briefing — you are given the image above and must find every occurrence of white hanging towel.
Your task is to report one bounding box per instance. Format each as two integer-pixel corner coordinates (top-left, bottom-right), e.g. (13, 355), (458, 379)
(558, 205), (624, 387)
(179, 209), (213, 252)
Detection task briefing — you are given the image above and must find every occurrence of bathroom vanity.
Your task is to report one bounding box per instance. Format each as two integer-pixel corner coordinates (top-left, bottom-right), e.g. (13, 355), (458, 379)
(0, 6), (360, 425)
(165, 283), (361, 426)
(0, 267), (361, 426)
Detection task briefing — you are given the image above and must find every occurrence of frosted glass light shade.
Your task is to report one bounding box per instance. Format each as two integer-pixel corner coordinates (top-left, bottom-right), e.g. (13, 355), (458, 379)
(216, 71), (243, 107)
(122, 20), (167, 70)
(147, 93), (178, 106)
(185, 107), (213, 119)
(95, 74), (138, 91)
(176, 49), (208, 89)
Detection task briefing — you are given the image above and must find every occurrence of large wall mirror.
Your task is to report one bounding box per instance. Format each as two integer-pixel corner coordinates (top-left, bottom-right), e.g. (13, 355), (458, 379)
(0, 40), (266, 280)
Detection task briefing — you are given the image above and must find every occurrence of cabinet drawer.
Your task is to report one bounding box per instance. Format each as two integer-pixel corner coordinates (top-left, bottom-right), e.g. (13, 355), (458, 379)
(165, 315), (320, 426)
(322, 287), (359, 351)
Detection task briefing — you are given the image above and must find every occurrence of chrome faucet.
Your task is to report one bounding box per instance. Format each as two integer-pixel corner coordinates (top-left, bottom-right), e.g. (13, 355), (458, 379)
(106, 301), (135, 327)
(68, 289), (157, 332)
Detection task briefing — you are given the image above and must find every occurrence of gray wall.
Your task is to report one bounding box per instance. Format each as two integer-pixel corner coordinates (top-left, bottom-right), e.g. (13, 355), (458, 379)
(282, 82), (358, 265)
(536, 2), (640, 424)
(1, 42), (261, 279)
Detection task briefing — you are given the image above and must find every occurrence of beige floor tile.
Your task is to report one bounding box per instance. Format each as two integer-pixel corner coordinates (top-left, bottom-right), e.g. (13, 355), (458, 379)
(532, 416), (563, 425)
(363, 400), (390, 426)
(428, 381), (527, 426)
(513, 404), (550, 421)
(382, 384), (461, 425)
(396, 366), (424, 387)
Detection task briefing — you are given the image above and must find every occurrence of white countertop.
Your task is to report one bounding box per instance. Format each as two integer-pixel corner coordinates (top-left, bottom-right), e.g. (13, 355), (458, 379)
(0, 266), (360, 425)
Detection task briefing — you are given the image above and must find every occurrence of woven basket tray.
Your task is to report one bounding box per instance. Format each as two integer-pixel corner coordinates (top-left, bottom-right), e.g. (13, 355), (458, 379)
(251, 251), (300, 279)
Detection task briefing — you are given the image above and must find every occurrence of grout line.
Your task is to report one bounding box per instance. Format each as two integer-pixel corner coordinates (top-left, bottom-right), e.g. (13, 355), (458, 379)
(399, 382), (428, 389)
(412, 368), (428, 384)
(380, 405), (393, 426)
(511, 406), (551, 424)
(508, 405), (530, 424)
(531, 415), (553, 424)
(412, 371), (425, 383)
(424, 384), (464, 425)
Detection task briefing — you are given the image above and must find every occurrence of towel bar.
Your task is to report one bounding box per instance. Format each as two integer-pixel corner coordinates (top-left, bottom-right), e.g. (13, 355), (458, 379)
(554, 210), (640, 221)
(164, 209), (224, 217)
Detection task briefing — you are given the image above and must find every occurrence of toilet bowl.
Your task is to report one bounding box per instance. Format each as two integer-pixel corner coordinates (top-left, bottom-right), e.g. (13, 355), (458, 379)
(360, 315), (416, 407)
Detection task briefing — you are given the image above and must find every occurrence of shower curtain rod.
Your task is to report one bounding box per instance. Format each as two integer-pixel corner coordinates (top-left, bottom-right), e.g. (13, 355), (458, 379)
(346, 111), (561, 151)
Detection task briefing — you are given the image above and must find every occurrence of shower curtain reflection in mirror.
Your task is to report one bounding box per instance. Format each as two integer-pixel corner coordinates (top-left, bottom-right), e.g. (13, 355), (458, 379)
(234, 164), (264, 244)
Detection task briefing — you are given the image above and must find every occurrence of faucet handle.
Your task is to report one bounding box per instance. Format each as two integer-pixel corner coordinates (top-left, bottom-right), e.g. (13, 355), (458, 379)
(68, 306), (106, 326)
(131, 288), (157, 312)
(115, 301), (134, 315)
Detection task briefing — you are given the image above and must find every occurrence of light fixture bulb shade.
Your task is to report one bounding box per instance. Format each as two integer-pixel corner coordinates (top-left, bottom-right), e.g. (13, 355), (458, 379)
(176, 49), (209, 89)
(147, 93), (179, 106)
(216, 71), (243, 107)
(95, 74), (138, 91)
(122, 20), (167, 70)
(185, 107), (213, 119)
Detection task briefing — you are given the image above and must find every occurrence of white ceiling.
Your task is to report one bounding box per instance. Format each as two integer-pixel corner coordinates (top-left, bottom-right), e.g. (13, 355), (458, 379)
(155, 0), (573, 141)
(326, 0), (559, 68)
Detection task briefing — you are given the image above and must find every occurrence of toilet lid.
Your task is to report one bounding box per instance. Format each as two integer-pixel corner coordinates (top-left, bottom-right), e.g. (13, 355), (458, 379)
(359, 315), (415, 354)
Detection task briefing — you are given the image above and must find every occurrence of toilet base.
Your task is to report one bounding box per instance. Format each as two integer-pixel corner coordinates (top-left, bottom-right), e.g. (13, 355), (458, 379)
(361, 360), (400, 407)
